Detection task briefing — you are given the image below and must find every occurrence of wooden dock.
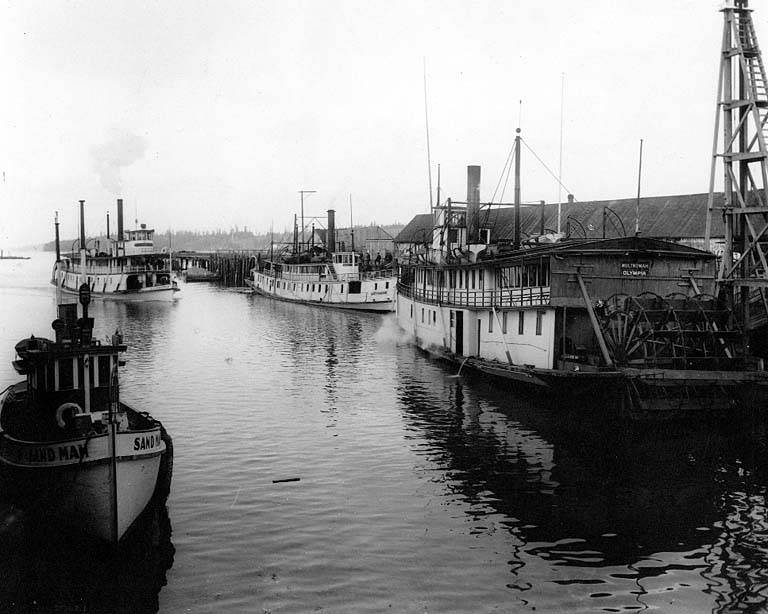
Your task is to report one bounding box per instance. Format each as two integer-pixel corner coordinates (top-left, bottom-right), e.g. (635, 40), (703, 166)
(174, 251), (263, 287)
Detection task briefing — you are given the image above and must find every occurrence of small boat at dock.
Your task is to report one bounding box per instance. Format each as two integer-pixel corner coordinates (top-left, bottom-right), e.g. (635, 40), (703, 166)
(0, 275), (172, 543)
(0, 250), (30, 260)
(51, 199), (179, 302)
(248, 208), (397, 312)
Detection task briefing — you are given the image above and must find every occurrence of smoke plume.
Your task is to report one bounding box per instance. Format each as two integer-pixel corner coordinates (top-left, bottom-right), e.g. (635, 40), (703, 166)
(90, 131), (148, 194)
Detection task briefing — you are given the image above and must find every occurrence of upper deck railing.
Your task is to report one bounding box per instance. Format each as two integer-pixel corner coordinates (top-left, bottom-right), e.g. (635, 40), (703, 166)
(60, 260), (168, 275)
(255, 265), (396, 283)
(397, 282), (550, 309)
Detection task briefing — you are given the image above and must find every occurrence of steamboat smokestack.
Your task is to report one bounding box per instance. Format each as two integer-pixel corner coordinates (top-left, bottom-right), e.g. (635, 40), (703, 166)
(327, 209), (336, 253)
(79, 200), (86, 251)
(117, 198), (124, 240)
(466, 165), (481, 244)
(54, 211), (61, 262)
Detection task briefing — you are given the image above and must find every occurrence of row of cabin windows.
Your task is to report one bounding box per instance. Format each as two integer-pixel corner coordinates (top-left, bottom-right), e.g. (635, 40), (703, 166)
(498, 261), (550, 288)
(30, 355), (117, 392)
(487, 310), (544, 336)
(411, 303), (437, 325)
(407, 304), (438, 325)
(415, 259), (550, 291)
(334, 254), (357, 265)
(272, 280), (389, 293)
(408, 303), (545, 337)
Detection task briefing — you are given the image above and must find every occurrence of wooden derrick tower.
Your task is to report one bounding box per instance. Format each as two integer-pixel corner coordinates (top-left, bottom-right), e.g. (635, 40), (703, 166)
(706, 0), (768, 327)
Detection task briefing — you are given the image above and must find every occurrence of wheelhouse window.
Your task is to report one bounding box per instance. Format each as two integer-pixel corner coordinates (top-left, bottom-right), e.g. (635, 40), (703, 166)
(98, 354), (112, 387)
(58, 358), (75, 390)
(536, 310), (544, 335)
(488, 311), (493, 333)
(498, 258), (550, 288)
(518, 311), (525, 335)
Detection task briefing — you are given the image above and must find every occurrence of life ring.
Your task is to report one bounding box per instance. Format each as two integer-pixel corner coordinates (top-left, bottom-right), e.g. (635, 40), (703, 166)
(55, 402), (85, 429)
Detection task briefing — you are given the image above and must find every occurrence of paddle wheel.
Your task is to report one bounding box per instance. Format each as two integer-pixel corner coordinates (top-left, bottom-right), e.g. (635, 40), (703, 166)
(597, 292), (746, 370)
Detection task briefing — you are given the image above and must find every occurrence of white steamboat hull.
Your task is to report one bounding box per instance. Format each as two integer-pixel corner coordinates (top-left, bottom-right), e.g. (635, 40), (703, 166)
(248, 274), (396, 312)
(0, 428), (165, 542)
(52, 268), (177, 302)
(57, 282), (176, 302)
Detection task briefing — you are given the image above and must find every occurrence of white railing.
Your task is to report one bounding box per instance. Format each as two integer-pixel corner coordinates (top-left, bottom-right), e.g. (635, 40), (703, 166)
(397, 282), (551, 308)
(64, 263), (168, 274)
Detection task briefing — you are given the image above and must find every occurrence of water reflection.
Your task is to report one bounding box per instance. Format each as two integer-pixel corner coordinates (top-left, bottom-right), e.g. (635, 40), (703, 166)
(396, 357), (768, 612)
(0, 498), (174, 613)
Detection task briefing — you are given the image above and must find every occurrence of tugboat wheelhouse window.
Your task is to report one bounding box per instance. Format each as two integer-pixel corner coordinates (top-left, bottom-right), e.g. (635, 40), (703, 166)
(488, 311), (493, 333)
(98, 354), (111, 387)
(536, 310), (544, 336)
(58, 358), (75, 390)
(502, 312), (508, 334)
(518, 311), (525, 335)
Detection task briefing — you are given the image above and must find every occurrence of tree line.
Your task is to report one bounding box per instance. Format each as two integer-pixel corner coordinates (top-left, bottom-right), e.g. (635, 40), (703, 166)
(43, 223), (404, 253)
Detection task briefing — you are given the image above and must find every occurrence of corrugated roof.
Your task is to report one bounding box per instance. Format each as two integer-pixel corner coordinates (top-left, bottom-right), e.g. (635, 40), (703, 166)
(393, 213), (434, 243)
(395, 193), (728, 243)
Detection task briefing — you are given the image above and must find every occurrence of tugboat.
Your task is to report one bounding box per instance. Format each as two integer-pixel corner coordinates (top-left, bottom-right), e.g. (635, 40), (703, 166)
(248, 208), (397, 312)
(51, 199), (178, 301)
(0, 212), (171, 543)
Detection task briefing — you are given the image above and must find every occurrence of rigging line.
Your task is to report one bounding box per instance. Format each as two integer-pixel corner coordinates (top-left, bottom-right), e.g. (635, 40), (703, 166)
(423, 57), (434, 212)
(490, 143), (515, 203)
(500, 145), (517, 204)
(485, 145), (517, 240)
(488, 146), (518, 242)
(520, 138), (576, 199)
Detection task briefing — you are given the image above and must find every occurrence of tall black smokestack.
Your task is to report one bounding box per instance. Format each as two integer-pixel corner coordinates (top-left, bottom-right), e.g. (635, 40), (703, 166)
(466, 165), (481, 244)
(327, 209), (336, 253)
(117, 198), (124, 240)
(79, 200), (86, 251)
(55, 211), (61, 262)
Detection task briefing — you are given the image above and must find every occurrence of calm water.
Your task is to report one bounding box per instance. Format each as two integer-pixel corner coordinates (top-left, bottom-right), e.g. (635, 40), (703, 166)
(1, 253), (768, 613)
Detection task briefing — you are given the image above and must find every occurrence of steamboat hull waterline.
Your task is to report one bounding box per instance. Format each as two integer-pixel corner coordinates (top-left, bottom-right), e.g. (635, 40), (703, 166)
(0, 217), (171, 543)
(396, 166), (768, 419)
(51, 199), (178, 302)
(247, 207), (397, 312)
(249, 269), (395, 312)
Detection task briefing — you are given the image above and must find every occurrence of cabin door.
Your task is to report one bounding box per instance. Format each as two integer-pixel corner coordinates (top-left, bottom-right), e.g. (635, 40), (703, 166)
(455, 311), (464, 355)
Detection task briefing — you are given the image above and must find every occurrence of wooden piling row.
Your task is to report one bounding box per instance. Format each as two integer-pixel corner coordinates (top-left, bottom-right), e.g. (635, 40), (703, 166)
(207, 251), (261, 287)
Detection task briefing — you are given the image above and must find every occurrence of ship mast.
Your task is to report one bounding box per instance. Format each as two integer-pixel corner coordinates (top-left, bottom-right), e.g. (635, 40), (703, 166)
(706, 0), (768, 327)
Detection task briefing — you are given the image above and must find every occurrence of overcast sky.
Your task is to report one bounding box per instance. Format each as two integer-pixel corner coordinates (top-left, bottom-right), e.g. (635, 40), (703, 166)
(0, 0), (747, 246)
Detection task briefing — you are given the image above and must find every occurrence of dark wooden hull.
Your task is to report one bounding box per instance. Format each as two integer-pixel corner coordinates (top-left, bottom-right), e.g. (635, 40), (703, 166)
(427, 350), (768, 421)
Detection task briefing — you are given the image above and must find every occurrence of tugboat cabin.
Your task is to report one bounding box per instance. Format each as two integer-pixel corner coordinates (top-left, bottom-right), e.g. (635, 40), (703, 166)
(2, 303), (126, 441)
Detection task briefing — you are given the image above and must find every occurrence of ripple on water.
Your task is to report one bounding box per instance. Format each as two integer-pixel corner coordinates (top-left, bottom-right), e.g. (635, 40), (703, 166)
(3, 258), (768, 613)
